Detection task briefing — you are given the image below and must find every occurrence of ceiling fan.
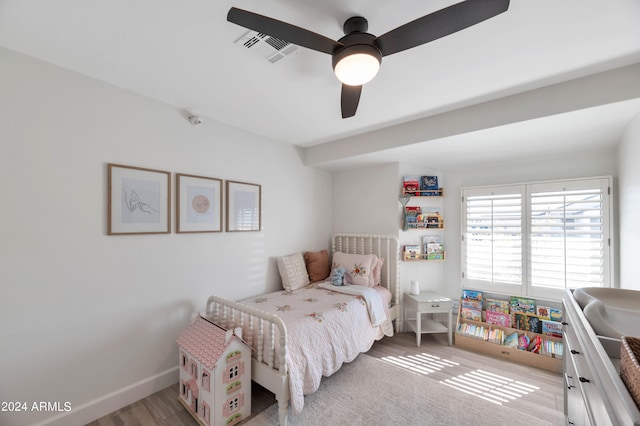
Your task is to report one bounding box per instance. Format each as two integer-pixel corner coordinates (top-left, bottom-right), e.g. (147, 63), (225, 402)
(227, 0), (510, 118)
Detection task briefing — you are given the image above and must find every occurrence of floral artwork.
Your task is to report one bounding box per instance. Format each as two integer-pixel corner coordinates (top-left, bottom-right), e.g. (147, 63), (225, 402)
(277, 305), (293, 312)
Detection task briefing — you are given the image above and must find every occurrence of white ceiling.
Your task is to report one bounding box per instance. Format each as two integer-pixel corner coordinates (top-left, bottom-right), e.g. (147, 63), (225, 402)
(1, 0), (639, 170)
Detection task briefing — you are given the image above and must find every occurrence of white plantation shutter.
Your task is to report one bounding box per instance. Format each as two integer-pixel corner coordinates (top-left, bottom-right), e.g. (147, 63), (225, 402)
(529, 178), (609, 292)
(463, 186), (524, 294)
(462, 177), (611, 299)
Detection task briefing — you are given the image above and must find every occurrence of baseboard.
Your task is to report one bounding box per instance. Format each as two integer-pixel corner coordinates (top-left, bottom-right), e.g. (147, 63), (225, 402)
(32, 366), (179, 426)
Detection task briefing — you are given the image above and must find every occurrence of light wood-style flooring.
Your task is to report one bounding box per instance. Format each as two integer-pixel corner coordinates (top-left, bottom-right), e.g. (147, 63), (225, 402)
(87, 332), (564, 425)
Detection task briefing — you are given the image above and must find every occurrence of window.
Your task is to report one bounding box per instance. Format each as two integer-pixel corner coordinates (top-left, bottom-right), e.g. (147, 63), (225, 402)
(462, 177), (612, 300)
(202, 370), (210, 391)
(228, 365), (239, 380)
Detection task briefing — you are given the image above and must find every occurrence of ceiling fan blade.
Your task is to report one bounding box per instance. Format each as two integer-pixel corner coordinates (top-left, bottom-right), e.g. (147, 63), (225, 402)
(341, 84), (362, 119)
(228, 7), (342, 55)
(375, 0), (510, 57)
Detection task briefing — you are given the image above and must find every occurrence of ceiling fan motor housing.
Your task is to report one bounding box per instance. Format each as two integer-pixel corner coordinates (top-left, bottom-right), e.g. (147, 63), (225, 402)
(331, 32), (382, 72)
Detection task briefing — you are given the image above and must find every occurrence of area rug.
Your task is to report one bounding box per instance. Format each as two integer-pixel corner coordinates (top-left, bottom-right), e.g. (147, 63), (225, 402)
(244, 353), (558, 426)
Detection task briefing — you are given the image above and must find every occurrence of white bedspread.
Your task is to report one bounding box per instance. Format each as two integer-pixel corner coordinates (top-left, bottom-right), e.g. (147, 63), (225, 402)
(241, 283), (393, 415)
(316, 282), (388, 326)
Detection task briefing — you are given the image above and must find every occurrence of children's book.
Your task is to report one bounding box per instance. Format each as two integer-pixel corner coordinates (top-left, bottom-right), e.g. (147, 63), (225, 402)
(513, 313), (542, 333)
(403, 245), (421, 260)
(420, 175), (439, 192)
(527, 315), (542, 333)
(542, 320), (563, 338)
(484, 311), (511, 328)
(423, 235), (441, 245)
(403, 176), (421, 195)
(462, 289), (483, 301)
(404, 206), (421, 224)
(461, 299), (482, 310)
(485, 298), (510, 313)
(536, 305), (551, 320)
(460, 308), (482, 322)
(549, 307), (563, 322)
(504, 332), (519, 348)
(510, 296), (536, 314)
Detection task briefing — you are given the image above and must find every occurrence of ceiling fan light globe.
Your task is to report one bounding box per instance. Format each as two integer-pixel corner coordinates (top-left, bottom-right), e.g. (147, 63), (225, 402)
(334, 53), (380, 86)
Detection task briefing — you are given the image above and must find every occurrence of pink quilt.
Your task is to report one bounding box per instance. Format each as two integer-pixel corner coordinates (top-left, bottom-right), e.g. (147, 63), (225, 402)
(241, 283), (393, 415)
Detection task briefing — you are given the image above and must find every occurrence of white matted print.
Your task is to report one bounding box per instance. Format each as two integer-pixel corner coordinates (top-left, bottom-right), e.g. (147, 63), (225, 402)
(176, 174), (222, 233)
(226, 180), (261, 232)
(108, 163), (171, 235)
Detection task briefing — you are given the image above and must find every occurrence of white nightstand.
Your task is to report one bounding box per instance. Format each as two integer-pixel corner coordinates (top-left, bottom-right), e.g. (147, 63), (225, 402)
(404, 292), (453, 346)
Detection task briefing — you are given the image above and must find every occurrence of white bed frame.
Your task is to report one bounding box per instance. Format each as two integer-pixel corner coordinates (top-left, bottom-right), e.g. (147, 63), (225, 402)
(204, 233), (400, 426)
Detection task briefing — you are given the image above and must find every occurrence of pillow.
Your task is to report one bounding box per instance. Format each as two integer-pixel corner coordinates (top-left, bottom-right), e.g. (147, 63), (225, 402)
(372, 257), (384, 286)
(331, 252), (378, 287)
(304, 250), (331, 282)
(277, 252), (310, 292)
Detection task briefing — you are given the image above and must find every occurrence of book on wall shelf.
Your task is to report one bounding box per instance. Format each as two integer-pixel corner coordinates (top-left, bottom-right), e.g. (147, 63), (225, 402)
(401, 175), (443, 196)
(403, 207), (443, 229)
(403, 245), (421, 260)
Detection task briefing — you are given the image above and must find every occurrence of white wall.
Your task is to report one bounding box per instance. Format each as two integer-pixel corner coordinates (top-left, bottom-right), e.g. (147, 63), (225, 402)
(332, 163), (445, 296)
(0, 47), (332, 426)
(618, 111), (640, 290)
(332, 162), (399, 236)
(442, 149), (619, 300)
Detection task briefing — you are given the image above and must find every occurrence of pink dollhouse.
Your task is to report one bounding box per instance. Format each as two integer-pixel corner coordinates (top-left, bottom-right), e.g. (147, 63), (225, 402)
(176, 316), (251, 426)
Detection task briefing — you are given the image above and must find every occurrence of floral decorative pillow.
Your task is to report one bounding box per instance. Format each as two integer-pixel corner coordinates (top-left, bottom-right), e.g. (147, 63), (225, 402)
(331, 252), (378, 287)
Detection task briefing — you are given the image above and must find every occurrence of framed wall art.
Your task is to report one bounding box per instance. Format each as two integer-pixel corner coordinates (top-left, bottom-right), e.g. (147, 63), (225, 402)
(176, 173), (222, 233)
(226, 180), (261, 232)
(108, 163), (171, 235)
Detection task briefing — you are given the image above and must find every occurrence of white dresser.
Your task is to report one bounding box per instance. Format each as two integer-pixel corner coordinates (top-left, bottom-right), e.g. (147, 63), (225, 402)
(563, 289), (640, 425)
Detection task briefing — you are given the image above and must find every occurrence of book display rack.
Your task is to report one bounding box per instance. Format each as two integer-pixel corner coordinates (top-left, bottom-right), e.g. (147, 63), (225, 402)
(455, 289), (563, 373)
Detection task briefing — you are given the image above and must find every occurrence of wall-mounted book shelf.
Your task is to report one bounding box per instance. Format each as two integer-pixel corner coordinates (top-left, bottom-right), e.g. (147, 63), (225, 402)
(402, 188), (444, 197)
(403, 252), (446, 262)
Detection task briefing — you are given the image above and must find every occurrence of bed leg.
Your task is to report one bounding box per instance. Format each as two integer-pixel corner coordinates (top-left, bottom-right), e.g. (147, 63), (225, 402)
(276, 398), (288, 426)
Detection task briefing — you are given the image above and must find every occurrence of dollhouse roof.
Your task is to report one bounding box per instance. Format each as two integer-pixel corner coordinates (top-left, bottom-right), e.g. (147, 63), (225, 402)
(177, 316), (242, 370)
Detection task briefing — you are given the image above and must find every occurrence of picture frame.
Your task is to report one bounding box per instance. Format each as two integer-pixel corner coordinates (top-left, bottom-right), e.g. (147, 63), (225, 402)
(226, 180), (261, 232)
(108, 163), (171, 235)
(176, 173), (222, 233)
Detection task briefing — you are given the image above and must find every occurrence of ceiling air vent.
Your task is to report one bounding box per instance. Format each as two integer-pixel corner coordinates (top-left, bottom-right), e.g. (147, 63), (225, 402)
(234, 30), (298, 63)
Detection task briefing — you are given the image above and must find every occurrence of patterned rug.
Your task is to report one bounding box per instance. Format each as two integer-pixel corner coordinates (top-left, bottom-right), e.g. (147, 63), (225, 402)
(244, 353), (562, 425)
